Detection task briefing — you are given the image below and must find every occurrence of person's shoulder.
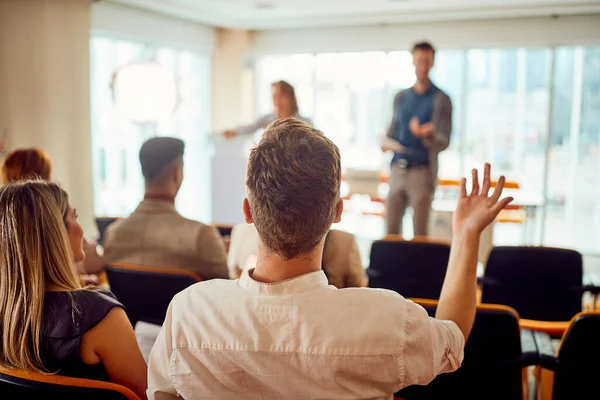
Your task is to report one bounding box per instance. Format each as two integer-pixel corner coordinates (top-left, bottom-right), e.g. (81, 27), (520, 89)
(433, 86), (451, 101)
(72, 289), (123, 313)
(231, 223), (258, 240)
(396, 88), (411, 98)
(170, 279), (239, 314)
(328, 286), (407, 309)
(327, 229), (354, 243)
(44, 290), (124, 338)
(324, 229), (355, 253)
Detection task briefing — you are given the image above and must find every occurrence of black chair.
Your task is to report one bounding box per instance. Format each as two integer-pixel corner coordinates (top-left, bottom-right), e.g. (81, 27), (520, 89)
(105, 263), (202, 327)
(368, 236), (450, 300)
(397, 300), (537, 400)
(215, 224), (233, 238)
(95, 216), (120, 246)
(0, 368), (139, 400)
(534, 312), (600, 400)
(480, 246), (583, 336)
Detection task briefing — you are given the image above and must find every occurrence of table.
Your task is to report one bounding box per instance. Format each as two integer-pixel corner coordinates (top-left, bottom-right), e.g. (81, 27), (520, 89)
(433, 189), (545, 244)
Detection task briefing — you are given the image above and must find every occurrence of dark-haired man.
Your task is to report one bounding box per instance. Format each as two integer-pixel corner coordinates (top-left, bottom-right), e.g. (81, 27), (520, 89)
(382, 41), (453, 236)
(103, 137), (228, 280)
(148, 119), (512, 399)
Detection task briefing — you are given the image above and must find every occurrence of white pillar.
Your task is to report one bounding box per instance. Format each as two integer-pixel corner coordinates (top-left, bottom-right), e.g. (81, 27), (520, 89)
(0, 0), (96, 235)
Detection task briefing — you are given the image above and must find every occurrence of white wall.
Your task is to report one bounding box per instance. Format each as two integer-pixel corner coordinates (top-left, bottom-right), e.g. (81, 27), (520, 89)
(92, 1), (216, 51)
(0, 0), (96, 234)
(252, 14), (600, 54)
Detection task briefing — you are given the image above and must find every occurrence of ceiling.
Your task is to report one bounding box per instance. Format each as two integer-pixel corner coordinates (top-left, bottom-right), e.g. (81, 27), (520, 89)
(109, 0), (600, 29)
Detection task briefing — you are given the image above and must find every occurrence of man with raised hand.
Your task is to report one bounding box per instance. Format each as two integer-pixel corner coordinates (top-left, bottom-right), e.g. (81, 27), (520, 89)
(147, 118), (512, 400)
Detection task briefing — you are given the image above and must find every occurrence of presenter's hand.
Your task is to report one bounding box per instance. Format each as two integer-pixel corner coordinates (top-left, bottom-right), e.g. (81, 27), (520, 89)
(453, 164), (513, 237)
(223, 130), (237, 140)
(414, 122), (435, 138)
(409, 117), (422, 136)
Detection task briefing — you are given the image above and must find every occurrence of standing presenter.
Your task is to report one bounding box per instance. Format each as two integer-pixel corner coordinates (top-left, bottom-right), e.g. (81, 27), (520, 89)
(381, 41), (453, 237)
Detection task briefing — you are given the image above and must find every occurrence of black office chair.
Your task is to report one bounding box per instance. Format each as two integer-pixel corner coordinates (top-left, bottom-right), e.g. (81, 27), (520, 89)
(214, 224), (234, 238)
(368, 236), (450, 300)
(105, 263), (202, 327)
(0, 368), (139, 400)
(480, 246), (583, 336)
(397, 300), (537, 400)
(534, 312), (600, 400)
(95, 216), (121, 246)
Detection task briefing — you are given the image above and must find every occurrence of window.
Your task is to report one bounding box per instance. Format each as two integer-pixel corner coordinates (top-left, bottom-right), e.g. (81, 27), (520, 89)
(463, 48), (552, 196)
(255, 46), (600, 253)
(256, 50), (460, 172)
(90, 37), (211, 221)
(546, 47), (600, 252)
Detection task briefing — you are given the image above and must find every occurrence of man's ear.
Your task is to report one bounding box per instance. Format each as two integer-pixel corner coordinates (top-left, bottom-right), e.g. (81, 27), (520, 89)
(243, 198), (254, 224)
(333, 198), (343, 224)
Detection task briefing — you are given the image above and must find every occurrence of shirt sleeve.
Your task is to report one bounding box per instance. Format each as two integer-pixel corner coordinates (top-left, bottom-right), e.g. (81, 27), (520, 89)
(386, 91), (405, 139)
(226, 225), (243, 279)
(233, 115), (271, 136)
(344, 237), (368, 288)
(195, 225), (229, 280)
(147, 304), (179, 400)
(422, 92), (452, 152)
(401, 299), (465, 387)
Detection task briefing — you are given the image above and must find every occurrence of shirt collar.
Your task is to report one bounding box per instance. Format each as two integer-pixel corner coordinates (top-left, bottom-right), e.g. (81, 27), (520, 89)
(239, 269), (330, 296)
(144, 193), (176, 204)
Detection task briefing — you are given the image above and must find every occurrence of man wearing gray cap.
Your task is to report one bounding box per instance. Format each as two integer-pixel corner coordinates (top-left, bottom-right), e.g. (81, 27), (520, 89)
(103, 137), (229, 280)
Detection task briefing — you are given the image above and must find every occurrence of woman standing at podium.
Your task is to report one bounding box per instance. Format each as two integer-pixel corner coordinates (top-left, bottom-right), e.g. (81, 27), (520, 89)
(222, 80), (312, 139)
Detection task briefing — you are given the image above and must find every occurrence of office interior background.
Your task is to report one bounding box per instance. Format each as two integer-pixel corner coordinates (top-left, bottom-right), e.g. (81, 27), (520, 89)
(1, 0), (599, 256)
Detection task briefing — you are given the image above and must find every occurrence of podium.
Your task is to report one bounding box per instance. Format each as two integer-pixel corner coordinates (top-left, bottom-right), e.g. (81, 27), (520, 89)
(209, 135), (255, 225)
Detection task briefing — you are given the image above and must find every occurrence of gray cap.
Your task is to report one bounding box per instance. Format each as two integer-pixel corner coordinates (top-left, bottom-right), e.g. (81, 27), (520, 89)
(139, 137), (185, 181)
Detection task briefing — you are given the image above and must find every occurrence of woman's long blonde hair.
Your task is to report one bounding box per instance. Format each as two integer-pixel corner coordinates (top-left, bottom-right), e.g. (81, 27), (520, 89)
(0, 180), (81, 372)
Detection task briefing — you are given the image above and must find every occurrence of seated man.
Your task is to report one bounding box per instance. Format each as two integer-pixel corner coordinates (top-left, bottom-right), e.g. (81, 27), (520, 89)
(228, 223), (368, 288)
(104, 137), (228, 280)
(147, 119), (512, 399)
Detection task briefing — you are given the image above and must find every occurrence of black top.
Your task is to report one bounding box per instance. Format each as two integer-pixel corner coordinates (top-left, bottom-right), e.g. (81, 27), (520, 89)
(41, 289), (124, 381)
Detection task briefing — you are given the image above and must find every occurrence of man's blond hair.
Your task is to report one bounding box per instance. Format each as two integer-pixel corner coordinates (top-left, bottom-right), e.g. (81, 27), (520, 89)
(246, 118), (341, 260)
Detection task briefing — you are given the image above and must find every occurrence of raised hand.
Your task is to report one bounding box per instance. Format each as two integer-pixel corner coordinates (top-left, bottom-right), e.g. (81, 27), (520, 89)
(453, 163), (513, 236)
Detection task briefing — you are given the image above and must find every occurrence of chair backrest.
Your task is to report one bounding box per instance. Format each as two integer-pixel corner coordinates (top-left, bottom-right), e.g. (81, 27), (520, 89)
(481, 246), (583, 321)
(0, 368), (139, 400)
(214, 224), (234, 237)
(553, 312), (600, 399)
(95, 217), (121, 246)
(397, 301), (525, 399)
(368, 238), (450, 300)
(105, 264), (202, 327)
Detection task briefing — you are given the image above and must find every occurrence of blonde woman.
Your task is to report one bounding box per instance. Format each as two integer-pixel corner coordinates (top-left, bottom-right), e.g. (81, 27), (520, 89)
(0, 181), (147, 399)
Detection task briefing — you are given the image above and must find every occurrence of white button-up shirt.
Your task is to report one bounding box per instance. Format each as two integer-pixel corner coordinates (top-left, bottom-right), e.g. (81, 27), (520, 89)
(148, 270), (464, 400)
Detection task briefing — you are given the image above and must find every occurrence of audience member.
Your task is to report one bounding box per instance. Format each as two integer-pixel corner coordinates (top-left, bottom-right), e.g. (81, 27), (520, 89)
(0, 181), (147, 399)
(147, 118), (513, 398)
(103, 137), (228, 279)
(0, 147), (106, 279)
(222, 80), (312, 139)
(228, 223), (368, 288)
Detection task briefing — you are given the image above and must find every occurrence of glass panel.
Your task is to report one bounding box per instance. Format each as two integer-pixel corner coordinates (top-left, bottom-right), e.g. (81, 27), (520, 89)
(546, 47), (600, 252)
(313, 52), (388, 169)
(429, 50), (465, 179)
(463, 48), (551, 191)
(90, 37), (211, 221)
